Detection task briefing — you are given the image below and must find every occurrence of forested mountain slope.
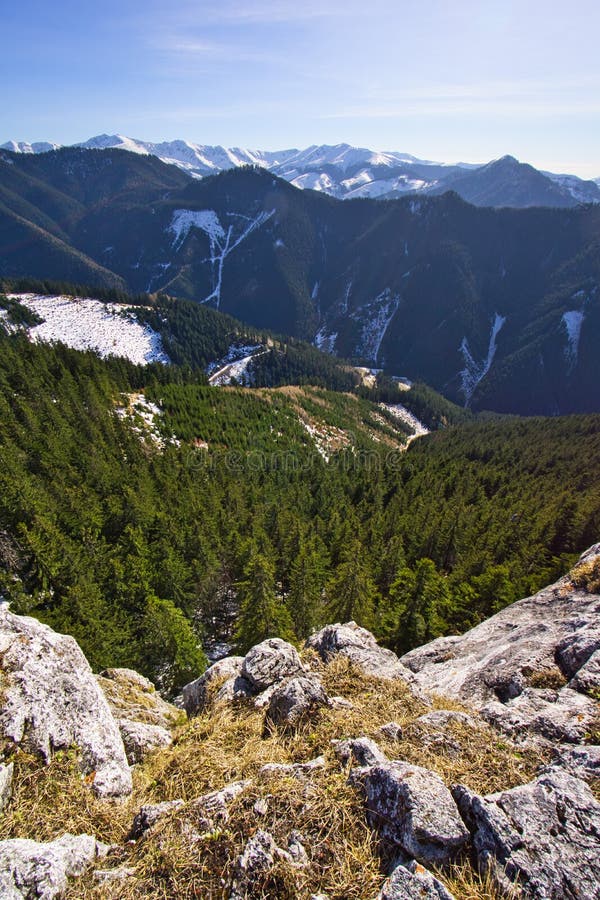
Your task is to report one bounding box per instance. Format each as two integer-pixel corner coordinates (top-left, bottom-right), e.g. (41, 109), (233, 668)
(0, 322), (598, 692)
(1, 149), (599, 414)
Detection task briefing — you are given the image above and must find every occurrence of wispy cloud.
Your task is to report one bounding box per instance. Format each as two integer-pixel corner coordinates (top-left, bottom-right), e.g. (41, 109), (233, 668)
(321, 78), (600, 119)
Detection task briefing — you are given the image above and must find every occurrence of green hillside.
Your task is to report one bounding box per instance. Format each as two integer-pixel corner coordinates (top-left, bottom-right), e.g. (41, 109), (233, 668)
(0, 318), (598, 693)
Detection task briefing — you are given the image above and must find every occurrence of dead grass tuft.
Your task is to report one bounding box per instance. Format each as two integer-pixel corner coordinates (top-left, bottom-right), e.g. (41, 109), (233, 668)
(0, 749), (135, 845)
(568, 556), (600, 594)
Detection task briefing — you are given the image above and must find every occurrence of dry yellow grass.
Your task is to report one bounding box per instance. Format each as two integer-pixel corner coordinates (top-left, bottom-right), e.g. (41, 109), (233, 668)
(567, 555), (600, 594)
(2, 655), (546, 900)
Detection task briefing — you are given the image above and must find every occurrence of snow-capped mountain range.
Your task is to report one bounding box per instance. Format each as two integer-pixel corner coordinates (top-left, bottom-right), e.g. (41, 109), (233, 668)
(3, 134), (599, 207)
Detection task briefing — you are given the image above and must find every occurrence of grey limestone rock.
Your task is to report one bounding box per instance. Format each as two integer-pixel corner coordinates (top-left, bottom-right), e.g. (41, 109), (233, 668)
(379, 860), (456, 900)
(307, 622), (421, 683)
(454, 769), (600, 899)
(544, 743), (600, 781)
(555, 625), (600, 679)
(229, 827), (309, 899)
(182, 656), (246, 715)
(351, 761), (469, 865)
(266, 674), (329, 727)
(229, 829), (277, 899)
(189, 780), (251, 831)
(117, 719), (173, 765)
(129, 800), (185, 839)
(242, 638), (304, 691)
(0, 607), (131, 798)
(332, 736), (387, 768)
(480, 686), (598, 745)
(568, 647), (600, 694)
(259, 756), (325, 780)
(0, 763), (14, 814)
(97, 667), (183, 730)
(399, 545), (600, 746)
(0, 833), (105, 900)
(378, 722), (403, 741)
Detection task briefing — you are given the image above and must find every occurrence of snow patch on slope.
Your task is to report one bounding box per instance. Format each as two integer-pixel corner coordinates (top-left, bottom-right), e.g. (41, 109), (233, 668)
(168, 209), (225, 250)
(207, 344), (267, 386)
(562, 310), (584, 371)
(167, 208), (274, 308)
(352, 290), (400, 363)
(379, 403), (429, 443)
(8, 294), (170, 366)
(314, 327), (338, 354)
(459, 312), (506, 405)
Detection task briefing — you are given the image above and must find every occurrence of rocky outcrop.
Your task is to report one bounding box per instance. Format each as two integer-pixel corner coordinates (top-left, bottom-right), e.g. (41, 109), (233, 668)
(0, 762), (14, 813)
(242, 638), (304, 691)
(183, 656), (255, 716)
(378, 861), (456, 900)
(98, 667), (182, 729)
(98, 667), (181, 763)
(400, 545), (600, 747)
(332, 736), (387, 768)
(454, 769), (600, 899)
(229, 828), (309, 899)
(117, 720), (173, 765)
(308, 622), (417, 681)
(0, 607), (131, 798)
(0, 833), (107, 899)
(182, 640), (307, 718)
(351, 761), (469, 866)
(266, 675), (329, 728)
(189, 780), (250, 832)
(129, 800), (185, 840)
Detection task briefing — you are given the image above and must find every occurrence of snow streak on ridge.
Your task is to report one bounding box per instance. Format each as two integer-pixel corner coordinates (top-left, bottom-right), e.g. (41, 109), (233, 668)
(562, 309), (585, 372)
(459, 312), (506, 406)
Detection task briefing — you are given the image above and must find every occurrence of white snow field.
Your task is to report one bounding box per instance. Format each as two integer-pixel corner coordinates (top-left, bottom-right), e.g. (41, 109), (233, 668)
(8, 294), (170, 366)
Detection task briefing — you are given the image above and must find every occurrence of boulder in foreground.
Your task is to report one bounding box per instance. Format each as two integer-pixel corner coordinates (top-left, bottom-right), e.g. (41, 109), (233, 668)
(454, 769), (600, 899)
(0, 607), (131, 798)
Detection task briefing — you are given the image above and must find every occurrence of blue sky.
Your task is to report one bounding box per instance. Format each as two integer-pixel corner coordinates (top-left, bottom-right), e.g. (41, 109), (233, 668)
(2, 0), (599, 177)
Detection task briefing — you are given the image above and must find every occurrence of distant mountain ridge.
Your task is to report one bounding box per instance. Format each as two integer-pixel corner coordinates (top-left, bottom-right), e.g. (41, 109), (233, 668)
(3, 134), (600, 208)
(1, 147), (599, 415)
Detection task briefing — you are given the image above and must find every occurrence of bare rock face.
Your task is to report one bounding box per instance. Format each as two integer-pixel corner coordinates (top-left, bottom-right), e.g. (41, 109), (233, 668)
(229, 830), (278, 899)
(569, 648), (600, 695)
(0, 763), (14, 813)
(189, 780), (251, 832)
(182, 656), (251, 715)
(0, 607), (131, 798)
(117, 719), (173, 765)
(400, 545), (600, 746)
(332, 736), (387, 768)
(97, 667), (183, 730)
(266, 675), (329, 728)
(546, 744), (600, 780)
(307, 622), (417, 682)
(351, 761), (469, 866)
(481, 686), (598, 745)
(129, 800), (185, 840)
(0, 833), (106, 899)
(229, 827), (309, 899)
(242, 638), (304, 692)
(454, 769), (600, 899)
(378, 860), (456, 900)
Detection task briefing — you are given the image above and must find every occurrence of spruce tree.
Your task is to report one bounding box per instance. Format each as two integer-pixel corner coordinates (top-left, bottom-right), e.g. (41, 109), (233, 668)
(326, 539), (378, 629)
(234, 551), (295, 653)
